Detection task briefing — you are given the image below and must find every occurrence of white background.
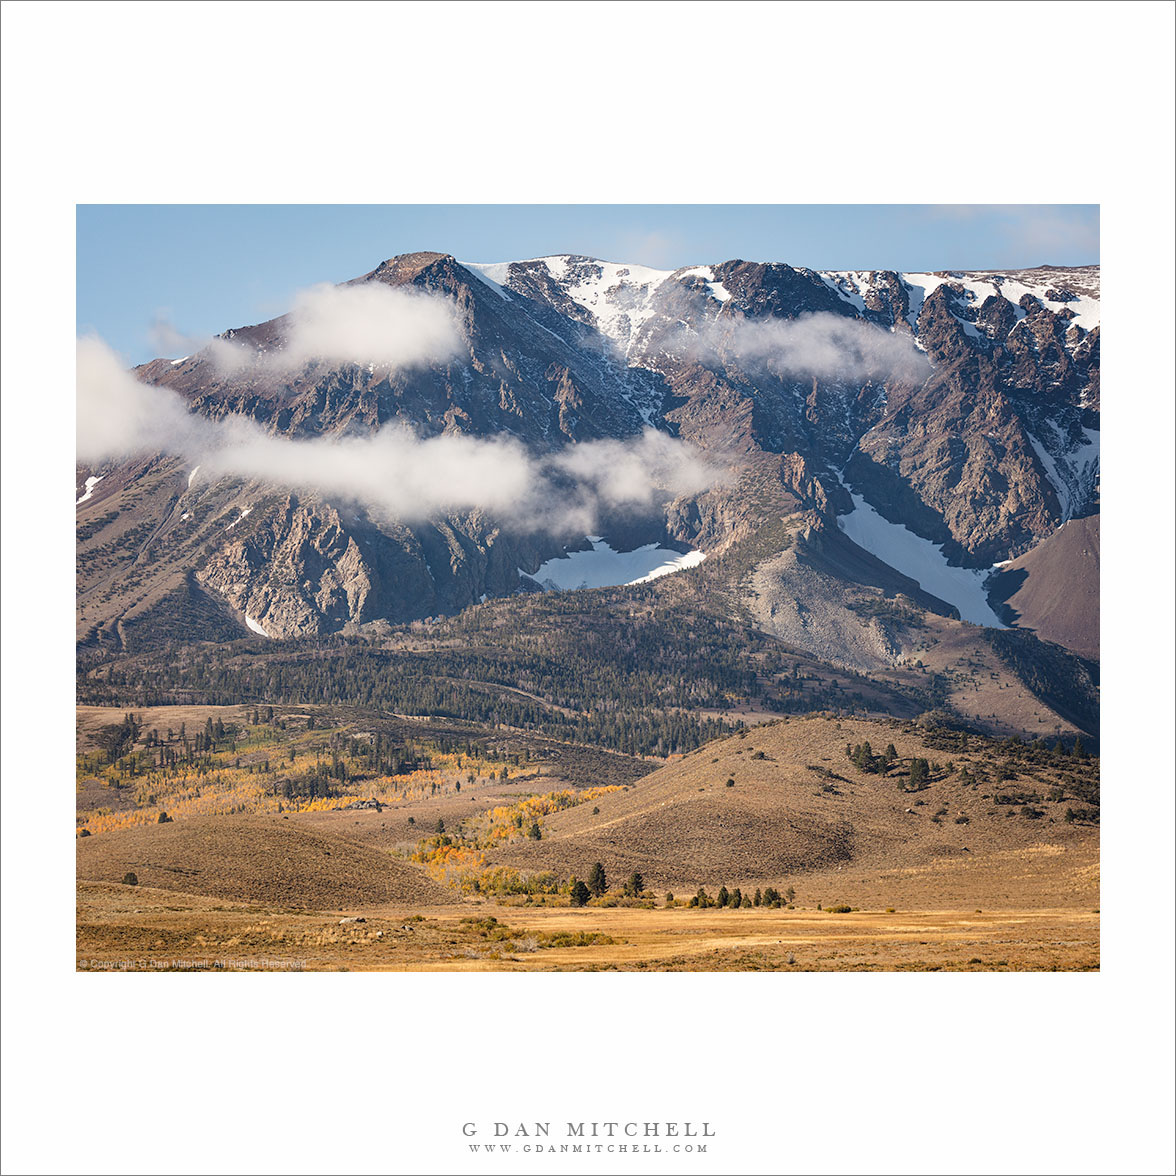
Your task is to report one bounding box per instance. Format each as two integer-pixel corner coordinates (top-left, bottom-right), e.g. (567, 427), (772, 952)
(2, 2), (1174, 1173)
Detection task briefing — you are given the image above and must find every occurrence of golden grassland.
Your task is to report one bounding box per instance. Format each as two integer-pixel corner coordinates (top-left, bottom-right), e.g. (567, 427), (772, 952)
(76, 882), (1098, 972)
(75, 704), (523, 836)
(76, 705), (1099, 971)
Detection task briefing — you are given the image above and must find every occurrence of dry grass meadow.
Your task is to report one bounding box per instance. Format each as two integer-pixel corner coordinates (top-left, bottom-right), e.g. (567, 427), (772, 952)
(76, 706), (1099, 971)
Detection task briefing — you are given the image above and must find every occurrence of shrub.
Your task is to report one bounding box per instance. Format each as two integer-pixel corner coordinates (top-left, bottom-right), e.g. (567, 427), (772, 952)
(908, 758), (930, 789)
(157, 811), (172, 823)
(122, 872), (138, 886)
(825, 903), (853, 914)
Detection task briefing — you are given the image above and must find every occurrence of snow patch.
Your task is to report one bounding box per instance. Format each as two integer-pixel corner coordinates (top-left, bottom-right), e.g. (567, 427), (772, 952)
(170, 356), (190, 365)
(676, 265), (732, 303)
(1027, 426), (1099, 521)
(187, 465), (201, 488)
(543, 255), (571, 280)
(463, 262), (513, 300)
(899, 270), (1100, 336)
(75, 474), (104, 505)
(836, 489), (1005, 627)
(226, 507), (252, 532)
(521, 538), (705, 592)
(245, 614), (270, 638)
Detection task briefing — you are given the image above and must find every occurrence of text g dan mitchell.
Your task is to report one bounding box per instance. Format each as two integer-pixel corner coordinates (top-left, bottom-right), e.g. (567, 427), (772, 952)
(462, 1122), (714, 1151)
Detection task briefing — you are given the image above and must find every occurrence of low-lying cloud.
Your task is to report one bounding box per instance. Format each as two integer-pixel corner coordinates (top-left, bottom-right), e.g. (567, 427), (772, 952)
(77, 337), (722, 531)
(700, 311), (931, 384)
(156, 282), (464, 374)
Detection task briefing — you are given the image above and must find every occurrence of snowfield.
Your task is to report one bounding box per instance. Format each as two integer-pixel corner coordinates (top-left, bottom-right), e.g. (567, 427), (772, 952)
(818, 267), (1101, 337)
(836, 491), (1005, 627)
(521, 537), (705, 591)
(461, 256), (733, 356)
(244, 614), (270, 638)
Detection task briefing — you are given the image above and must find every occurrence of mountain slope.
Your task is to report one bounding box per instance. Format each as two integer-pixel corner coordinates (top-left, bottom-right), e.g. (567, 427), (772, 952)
(77, 249), (1100, 738)
(988, 515), (1100, 660)
(482, 714), (1100, 902)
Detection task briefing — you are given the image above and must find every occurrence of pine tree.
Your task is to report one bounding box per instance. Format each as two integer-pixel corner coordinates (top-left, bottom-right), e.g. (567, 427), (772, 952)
(717, 885), (730, 908)
(588, 862), (607, 897)
(624, 871), (644, 897)
(528, 821), (541, 840)
(569, 880), (590, 907)
(753, 888), (762, 907)
(730, 888), (742, 909)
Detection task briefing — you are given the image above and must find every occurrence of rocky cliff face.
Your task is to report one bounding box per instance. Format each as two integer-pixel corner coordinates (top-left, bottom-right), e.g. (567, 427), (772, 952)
(76, 251), (1099, 646)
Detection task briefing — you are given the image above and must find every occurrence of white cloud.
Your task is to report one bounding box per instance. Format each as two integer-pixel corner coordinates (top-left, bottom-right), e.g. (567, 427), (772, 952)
(701, 311), (931, 384)
(76, 337), (720, 531)
(76, 336), (209, 462)
(552, 429), (720, 508)
(149, 282), (465, 375)
(280, 282), (463, 369)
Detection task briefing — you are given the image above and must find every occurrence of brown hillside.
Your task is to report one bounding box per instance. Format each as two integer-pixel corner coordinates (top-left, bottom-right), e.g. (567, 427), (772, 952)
(76, 815), (456, 908)
(990, 515), (1099, 660)
(485, 715), (1099, 904)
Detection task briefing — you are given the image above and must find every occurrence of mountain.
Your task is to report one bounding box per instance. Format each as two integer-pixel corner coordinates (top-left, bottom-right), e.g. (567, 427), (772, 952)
(76, 251), (1100, 739)
(988, 514), (1100, 659)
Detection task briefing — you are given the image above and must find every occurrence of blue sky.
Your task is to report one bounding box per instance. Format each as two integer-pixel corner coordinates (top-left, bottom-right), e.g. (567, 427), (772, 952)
(77, 204), (1099, 364)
